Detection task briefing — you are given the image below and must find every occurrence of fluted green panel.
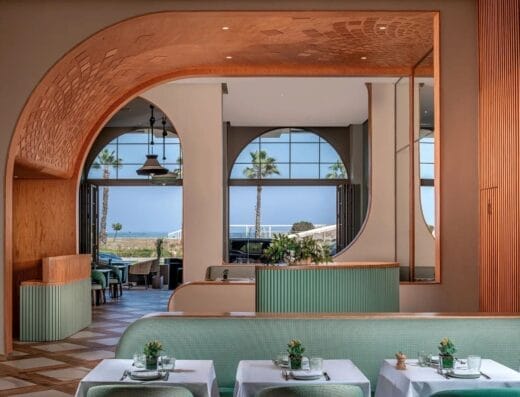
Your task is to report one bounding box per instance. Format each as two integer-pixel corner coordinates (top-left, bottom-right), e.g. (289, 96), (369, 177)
(20, 279), (92, 341)
(256, 267), (399, 312)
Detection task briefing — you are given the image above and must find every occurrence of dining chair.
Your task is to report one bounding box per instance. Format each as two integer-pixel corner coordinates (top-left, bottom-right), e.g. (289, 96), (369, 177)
(432, 389), (520, 397)
(86, 385), (194, 397)
(256, 384), (364, 397)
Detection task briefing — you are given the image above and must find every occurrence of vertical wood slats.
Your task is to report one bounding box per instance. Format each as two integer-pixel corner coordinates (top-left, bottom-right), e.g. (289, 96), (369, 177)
(478, 0), (520, 312)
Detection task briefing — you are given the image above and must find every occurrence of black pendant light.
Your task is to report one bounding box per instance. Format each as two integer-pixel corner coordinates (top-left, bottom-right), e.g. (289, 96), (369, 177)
(151, 116), (181, 185)
(136, 105), (169, 176)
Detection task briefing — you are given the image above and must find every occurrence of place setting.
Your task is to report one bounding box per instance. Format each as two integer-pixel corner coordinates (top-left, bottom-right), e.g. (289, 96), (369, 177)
(234, 339), (371, 397)
(272, 340), (329, 381)
(375, 337), (520, 397)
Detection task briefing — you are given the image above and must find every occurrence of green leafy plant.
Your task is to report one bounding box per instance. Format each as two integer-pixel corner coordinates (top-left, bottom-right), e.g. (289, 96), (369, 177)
(155, 238), (164, 260)
(438, 337), (457, 355)
(144, 340), (163, 358)
(290, 221), (315, 233)
(111, 222), (122, 241)
(263, 234), (331, 265)
(287, 339), (305, 356)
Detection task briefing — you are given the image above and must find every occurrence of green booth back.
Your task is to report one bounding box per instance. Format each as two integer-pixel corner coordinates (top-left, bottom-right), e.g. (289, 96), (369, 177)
(116, 314), (520, 392)
(256, 266), (400, 312)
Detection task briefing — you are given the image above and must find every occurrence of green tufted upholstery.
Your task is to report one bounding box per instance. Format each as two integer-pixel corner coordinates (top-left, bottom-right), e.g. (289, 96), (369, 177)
(432, 390), (520, 397)
(256, 384), (364, 397)
(115, 315), (520, 394)
(86, 385), (194, 397)
(91, 270), (107, 288)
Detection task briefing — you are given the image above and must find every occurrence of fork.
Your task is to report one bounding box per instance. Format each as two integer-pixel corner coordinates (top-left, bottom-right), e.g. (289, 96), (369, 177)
(119, 369), (129, 381)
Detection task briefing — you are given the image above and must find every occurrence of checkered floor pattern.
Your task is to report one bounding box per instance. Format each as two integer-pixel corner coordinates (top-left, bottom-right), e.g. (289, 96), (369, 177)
(0, 288), (172, 396)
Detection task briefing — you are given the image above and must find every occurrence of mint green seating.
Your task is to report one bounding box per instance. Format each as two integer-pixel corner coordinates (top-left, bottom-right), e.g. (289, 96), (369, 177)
(92, 270), (107, 288)
(86, 385), (193, 397)
(115, 314), (520, 395)
(256, 384), (364, 397)
(432, 390), (520, 396)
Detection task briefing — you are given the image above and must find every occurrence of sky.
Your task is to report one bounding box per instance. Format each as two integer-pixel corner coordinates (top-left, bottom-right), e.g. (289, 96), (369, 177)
(104, 185), (434, 235)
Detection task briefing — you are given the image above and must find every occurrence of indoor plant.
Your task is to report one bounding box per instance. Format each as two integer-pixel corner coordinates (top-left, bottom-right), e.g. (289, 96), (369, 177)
(287, 339), (305, 370)
(438, 337), (457, 369)
(263, 234), (331, 265)
(144, 340), (163, 370)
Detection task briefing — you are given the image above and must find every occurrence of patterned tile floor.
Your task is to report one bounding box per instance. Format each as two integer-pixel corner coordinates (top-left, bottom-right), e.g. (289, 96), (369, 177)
(0, 288), (172, 396)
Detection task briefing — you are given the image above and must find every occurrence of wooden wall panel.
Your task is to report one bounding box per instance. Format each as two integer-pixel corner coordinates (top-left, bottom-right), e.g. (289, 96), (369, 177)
(478, 0), (520, 312)
(12, 178), (78, 336)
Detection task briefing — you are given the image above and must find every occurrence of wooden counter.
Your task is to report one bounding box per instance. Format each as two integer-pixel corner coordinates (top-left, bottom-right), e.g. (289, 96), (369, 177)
(255, 261), (399, 313)
(20, 254), (92, 341)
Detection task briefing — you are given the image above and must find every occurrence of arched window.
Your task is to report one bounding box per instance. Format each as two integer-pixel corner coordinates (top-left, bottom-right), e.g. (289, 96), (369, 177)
(230, 128), (347, 180)
(80, 98), (183, 265)
(227, 127), (365, 262)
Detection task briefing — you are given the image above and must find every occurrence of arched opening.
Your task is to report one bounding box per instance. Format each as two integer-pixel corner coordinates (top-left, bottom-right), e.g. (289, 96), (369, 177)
(227, 127), (366, 261)
(4, 10), (436, 352)
(80, 97), (184, 280)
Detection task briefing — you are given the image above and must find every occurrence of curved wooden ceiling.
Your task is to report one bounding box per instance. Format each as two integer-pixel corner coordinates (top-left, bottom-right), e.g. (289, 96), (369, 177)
(12, 11), (434, 178)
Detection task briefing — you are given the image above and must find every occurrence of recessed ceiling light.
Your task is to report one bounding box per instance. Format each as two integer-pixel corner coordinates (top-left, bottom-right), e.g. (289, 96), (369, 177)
(225, 55), (233, 59)
(360, 56), (367, 60)
(379, 26), (387, 30)
(222, 26), (230, 31)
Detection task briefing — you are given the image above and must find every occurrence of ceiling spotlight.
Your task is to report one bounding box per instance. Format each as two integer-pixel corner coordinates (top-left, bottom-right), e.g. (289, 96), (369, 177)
(222, 26), (230, 30)
(226, 55), (233, 59)
(379, 26), (387, 30)
(360, 56), (367, 60)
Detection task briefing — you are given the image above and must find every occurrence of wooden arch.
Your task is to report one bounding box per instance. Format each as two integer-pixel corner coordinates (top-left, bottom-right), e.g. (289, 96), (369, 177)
(4, 10), (434, 352)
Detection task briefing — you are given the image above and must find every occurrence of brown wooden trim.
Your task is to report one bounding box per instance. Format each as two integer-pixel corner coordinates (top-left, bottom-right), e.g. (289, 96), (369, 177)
(146, 311), (520, 320)
(433, 12), (441, 284)
(408, 71), (416, 282)
(255, 262), (399, 270)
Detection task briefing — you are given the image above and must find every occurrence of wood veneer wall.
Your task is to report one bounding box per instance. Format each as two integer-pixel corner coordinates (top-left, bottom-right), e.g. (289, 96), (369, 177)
(478, 0), (520, 311)
(12, 178), (77, 336)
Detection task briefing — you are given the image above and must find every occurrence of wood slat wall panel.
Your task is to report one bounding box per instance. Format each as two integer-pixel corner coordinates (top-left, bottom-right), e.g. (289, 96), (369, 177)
(478, 0), (520, 312)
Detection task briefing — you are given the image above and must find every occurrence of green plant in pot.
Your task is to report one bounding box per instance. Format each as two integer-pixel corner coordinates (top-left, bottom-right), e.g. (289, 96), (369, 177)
(438, 337), (456, 369)
(294, 236), (332, 265)
(263, 234), (331, 265)
(287, 339), (305, 370)
(144, 340), (163, 370)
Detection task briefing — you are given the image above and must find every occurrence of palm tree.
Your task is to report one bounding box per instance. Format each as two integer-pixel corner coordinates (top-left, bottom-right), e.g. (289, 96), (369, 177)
(243, 150), (279, 238)
(325, 160), (347, 179)
(111, 222), (122, 241)
(91, 149), (122, 244)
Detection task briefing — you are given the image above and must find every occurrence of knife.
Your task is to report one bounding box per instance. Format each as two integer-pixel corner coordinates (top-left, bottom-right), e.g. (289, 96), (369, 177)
(323, 371), (331, 381)
(480, 371), (491, 379)
(119, 370), (129, 381)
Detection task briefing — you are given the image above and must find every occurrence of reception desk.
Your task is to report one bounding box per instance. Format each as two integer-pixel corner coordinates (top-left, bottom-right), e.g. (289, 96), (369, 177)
(20, 254), (92, 341)
(256, 262), (399, 313)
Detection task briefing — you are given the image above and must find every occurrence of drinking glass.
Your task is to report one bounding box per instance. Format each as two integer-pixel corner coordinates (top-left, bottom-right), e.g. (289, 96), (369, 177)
(159, 355), (175, 371)
(417, 351), (428, 367)
(133, 353), (146, 368)
(467, 355), (482, 372)
(310, 357), (323, 371)
(277, 352), (289, 365)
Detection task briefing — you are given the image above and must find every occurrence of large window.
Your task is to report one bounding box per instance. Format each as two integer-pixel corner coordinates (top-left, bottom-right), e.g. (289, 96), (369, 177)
(81, 98), (183, 263)
(228, 127), (360, 262)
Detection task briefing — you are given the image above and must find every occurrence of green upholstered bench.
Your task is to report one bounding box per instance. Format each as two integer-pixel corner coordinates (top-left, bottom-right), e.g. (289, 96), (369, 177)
(115, 313), (520, 397)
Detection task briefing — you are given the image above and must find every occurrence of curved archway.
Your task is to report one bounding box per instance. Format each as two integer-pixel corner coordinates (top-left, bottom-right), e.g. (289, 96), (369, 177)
(4, 10), (434, 351)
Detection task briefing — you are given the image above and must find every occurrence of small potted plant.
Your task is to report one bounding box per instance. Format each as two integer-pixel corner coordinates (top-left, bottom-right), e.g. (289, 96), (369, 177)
(438, 337), (456, 369)
(144, 340), (163, 370)
(287, 339), (305, 370)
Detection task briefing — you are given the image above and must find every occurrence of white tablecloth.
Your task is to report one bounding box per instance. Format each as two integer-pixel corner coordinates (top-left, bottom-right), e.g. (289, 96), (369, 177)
(233, 359), (371, 397)
(75, 359), (219, 397)
(375, 359), (520, 397)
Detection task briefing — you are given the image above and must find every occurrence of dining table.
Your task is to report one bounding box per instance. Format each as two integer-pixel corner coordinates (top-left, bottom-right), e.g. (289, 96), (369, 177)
(75, 359), (219, 397)
(374, 358), (520, 397)
(233, 359), (371, 397)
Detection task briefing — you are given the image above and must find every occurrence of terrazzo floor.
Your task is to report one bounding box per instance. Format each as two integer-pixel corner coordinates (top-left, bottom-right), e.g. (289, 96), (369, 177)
(0, 288), (172, 396)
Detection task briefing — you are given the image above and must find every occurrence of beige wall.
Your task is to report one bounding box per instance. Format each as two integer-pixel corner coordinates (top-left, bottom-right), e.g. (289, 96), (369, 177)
(169, 283), (255, 312)
(335, 83), (396, 262)
(0, 0), (478, 354)
(142, 84), (223, 282)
